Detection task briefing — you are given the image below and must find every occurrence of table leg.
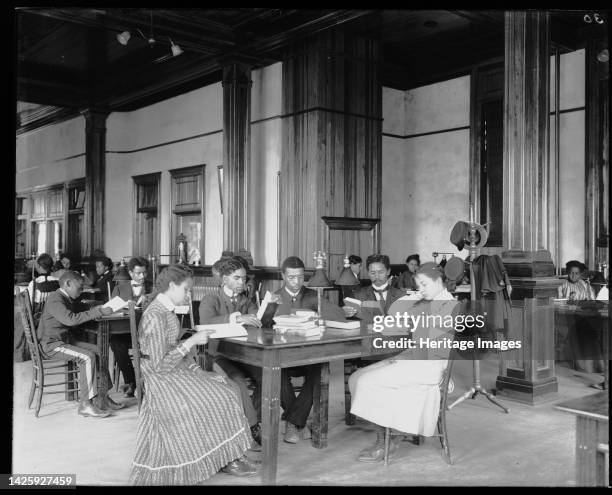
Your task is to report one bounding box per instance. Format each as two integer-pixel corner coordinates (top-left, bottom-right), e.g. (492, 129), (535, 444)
(311, 362), (330, 448)
(261, 349), (281, 485)
(96, 320), (110, 409)
(575, 415), (609, 486)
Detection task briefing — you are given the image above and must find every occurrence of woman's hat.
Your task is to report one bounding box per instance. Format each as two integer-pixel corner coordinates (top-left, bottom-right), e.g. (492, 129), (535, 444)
(444, 256), (466, 282)
(565, 260), (587, 272)
(450, 221), (489, 251)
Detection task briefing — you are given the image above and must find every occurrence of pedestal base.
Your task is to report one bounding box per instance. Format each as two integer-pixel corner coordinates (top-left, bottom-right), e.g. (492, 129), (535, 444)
(495, 375), (558, 405)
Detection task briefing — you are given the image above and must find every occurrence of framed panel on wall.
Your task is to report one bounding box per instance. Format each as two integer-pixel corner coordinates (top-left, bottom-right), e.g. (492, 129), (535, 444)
(170, 165), (205, 265)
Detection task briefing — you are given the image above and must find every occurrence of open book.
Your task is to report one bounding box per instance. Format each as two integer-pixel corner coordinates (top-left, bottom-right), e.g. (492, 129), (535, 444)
(257, 291), (280, 328)
(325, 320), (361, 330)
(103, 296), (129, 312)
(194, 323), (248, 339)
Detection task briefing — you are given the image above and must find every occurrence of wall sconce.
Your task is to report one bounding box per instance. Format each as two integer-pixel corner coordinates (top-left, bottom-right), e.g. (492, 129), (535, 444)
(597, 49), (609, 63)
(584, 12), (605, 24)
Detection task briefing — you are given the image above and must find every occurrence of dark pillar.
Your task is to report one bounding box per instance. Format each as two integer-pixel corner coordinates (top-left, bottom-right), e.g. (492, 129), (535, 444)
(280, 29), (382, 266)
(222, 62), (252, 258)
(82, 109), (108, 259)
(497, 11), (558, 404)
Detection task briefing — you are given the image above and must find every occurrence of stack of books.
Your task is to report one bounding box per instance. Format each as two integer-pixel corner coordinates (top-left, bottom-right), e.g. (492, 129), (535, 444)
(273, 314), (322, 337)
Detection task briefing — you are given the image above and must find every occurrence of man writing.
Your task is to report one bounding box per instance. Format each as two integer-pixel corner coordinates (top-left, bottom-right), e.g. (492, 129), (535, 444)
(37, 271), (123, 417)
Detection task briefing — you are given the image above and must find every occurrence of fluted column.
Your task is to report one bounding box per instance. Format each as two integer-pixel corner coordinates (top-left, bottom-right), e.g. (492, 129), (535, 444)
(222, 62), (252, 255)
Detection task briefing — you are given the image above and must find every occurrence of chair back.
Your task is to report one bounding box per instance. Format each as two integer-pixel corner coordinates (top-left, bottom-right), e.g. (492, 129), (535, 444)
(18, 290), (44, 370)
(128, 301), (144, 412)
(439, 357), (455, 409)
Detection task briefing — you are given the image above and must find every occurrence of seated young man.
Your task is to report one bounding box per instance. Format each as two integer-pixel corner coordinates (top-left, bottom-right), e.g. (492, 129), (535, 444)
(274, 256), (346, 444)
(37, 271), (123, 417)
(343, 254), (405, 320)
(198, 256), (263, 447)
(110, 256), (151, 397)
(93, 256), (115, 302)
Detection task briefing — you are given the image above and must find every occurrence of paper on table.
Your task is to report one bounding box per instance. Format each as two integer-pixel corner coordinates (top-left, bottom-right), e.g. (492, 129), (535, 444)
(194, 323), (248, 339)
(174, 305), (190, 314)
(103, 296), (129, 312)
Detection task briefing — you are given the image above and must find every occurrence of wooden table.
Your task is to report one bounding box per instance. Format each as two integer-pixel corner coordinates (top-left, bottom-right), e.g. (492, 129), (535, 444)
(555, 392), (609, 486)
(554, 301), (609, 389)
(86, 312), (132, 409)
(205, 326), (371, 484)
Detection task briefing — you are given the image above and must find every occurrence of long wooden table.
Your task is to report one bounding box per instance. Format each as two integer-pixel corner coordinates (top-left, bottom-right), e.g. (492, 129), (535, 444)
(204, 326), (372, 484)
(555, 392), (609, 486)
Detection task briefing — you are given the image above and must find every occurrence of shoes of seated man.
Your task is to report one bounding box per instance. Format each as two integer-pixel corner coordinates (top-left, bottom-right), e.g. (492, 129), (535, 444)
(77, 401), (112, 418)
(220, 456), (258, 477)
(301, 421), (312, 440)
(249, 423), (262, 452)
(104, 396), (126, 410)
(121, 383), (136, 398)
(284, 422), (300, 444)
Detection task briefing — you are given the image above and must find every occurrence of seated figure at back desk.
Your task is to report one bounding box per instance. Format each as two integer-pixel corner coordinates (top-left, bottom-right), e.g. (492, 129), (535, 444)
(198, 256), (264, 448)
(110, 256), (152, 397)
(92, 256), (115, 302)
(556, 260), (603, 375)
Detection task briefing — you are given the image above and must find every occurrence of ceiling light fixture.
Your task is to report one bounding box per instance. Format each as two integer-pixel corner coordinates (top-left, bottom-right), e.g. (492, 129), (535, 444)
(116, 31), (131, 45)
(169, 37), (183, 57)
(597, 49), (609, 63)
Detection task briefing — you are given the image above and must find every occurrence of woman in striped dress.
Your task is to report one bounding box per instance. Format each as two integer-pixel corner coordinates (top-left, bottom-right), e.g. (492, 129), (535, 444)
(130, 264), (257, 485)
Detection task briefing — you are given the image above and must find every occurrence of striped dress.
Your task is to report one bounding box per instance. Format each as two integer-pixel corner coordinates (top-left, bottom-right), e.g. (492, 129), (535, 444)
(129, 296), (252, 485)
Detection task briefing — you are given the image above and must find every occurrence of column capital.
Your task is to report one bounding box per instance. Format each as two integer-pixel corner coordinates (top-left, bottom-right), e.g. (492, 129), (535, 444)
(80, 108), (109, 131)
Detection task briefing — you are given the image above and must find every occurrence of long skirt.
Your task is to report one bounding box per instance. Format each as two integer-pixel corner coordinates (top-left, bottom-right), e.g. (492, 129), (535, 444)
(349, 359), (445, 436)
(129, 367), (252, 485)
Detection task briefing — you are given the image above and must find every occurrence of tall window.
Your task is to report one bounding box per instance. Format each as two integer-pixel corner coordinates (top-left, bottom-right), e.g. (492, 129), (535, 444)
(67, 179), (85, 257)
(170, 165), (204, 264)
(15, 197), (27, 258)
(133, 173), (160, 257)
(29, 187), (64, 256)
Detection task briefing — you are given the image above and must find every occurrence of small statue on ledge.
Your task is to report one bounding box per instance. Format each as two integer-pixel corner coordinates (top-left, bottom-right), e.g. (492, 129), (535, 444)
(177, 233), (187, 264)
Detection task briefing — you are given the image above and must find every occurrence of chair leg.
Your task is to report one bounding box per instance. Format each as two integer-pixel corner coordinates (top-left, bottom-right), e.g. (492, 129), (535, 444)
(113, 358), (120, 392)
(35, 370), (44, 418)
(384, 427), (390, 466)
(438, 411), (452, 464)
(344, 360), (356, 425)
(27, 370), (36, 409)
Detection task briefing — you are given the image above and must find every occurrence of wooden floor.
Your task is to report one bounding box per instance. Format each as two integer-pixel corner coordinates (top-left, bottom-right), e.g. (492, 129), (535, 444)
(11, 356), (608, 486)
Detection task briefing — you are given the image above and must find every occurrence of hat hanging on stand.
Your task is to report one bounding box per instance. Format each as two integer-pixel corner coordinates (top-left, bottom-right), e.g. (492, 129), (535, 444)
(446, 214), (509, 414)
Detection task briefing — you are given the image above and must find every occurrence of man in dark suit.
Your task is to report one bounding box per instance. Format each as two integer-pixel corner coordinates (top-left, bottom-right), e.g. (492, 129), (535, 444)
(199, 256), (263, 448)
(274, 256), (346, 444)
(110, 256), (151, 397)
(37, 271), (122, 417)
(93, 256), (115, 302)
(343, 254), (405, 320)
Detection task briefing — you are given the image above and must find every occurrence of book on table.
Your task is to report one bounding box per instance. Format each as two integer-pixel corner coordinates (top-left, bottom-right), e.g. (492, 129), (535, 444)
(194, 323), (248, 339)
(273, 314), (315, 325)
(103, 296), (129, 313)
(324, 320), (361, 330)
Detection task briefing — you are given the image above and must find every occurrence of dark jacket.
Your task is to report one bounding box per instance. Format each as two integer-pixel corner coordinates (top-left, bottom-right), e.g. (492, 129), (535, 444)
(199, 291), (258, 324)
(94, 271), (115, 301)
(274, 286), (346, 321)
(37, 289), (105, 355)
(353, 285), (406, 316)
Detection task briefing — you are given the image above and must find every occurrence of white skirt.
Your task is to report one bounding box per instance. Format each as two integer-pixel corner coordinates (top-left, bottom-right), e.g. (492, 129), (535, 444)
(349, 359), (446, 436)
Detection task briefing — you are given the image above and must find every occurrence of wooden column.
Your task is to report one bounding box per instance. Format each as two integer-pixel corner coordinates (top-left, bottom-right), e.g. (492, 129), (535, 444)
(222, 62), (252, 256)
(280, 29), (382, 265)
(497, 11), (558, 404)
(82, 109), (108, 258)
(585, 38), (609, 270)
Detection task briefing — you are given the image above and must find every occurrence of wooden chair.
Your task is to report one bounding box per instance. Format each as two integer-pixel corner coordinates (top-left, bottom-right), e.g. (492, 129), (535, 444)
(383, 357), (456, 465)
(128, 301), (145, 413)
(18, 290), (79, 417)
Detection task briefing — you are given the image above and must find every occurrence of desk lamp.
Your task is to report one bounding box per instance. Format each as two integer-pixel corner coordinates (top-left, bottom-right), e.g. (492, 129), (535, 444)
(308, 250), (332, 326)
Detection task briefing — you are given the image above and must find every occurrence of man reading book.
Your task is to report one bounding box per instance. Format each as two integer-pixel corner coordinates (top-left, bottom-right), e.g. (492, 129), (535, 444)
(274, 256), (346, 444)
(110, 256), (151, 397)
(198, 256), (264, 448)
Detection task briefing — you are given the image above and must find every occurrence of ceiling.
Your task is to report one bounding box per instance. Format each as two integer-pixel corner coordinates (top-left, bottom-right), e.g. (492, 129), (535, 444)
(14, 8), (608, 133)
